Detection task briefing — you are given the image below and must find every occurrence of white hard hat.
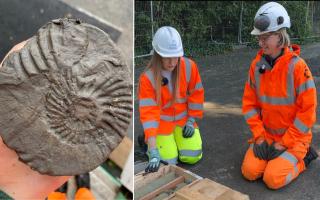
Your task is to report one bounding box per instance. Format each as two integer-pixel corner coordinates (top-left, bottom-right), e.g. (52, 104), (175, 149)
(251, 2), (290, 35)
(152, 26), (184, 58)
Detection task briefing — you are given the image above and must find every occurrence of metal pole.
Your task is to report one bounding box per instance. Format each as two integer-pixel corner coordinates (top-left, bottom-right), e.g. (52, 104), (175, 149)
(238, 1), (244, 44)
(150, 1), (154, 37)
(306, 1), (310, 34)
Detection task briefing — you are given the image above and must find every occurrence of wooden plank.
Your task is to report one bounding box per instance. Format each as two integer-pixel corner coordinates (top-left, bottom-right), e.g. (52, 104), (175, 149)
(140, 176), (185, 200)
(120, 148), (133, 192)
(173, 179), (250, 200)
(135, 165), (199, 189)
(135, 172), (177, 199)
(90, 170), (119, 200)
(135, 165), (172, 189)
(109, 136), (132, 169)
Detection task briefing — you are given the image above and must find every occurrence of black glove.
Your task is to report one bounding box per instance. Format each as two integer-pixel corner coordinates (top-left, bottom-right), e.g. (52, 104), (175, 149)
(268, 143), (286, 160)
(253, 140), (269, 160)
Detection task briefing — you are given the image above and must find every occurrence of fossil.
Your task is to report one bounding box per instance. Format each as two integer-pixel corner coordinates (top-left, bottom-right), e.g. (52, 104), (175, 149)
(0, 18), (132, 175)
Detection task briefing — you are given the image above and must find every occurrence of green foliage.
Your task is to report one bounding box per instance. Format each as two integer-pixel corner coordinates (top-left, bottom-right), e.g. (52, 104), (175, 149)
(135, 1), (314, 59)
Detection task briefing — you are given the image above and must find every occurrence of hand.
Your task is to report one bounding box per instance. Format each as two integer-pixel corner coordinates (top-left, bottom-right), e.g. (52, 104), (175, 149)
(253, 139), (269, 160)
(183, 117), (195, 138)
(145, 148), (161, 173)
(0, 42), (70, 199)
(268, 142), (286, 160)
(0, 136), (71, 199)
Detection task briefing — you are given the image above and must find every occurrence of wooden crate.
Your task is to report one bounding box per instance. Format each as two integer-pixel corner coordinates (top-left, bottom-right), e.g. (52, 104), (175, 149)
(168, 178), (250, 200)
(134, 165), (201, 200)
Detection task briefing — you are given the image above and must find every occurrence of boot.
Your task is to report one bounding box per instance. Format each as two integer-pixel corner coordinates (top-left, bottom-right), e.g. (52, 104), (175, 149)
(303, 146), (318, 167)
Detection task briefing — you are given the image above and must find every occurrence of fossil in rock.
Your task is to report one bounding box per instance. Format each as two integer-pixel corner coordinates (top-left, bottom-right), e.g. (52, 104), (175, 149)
(0, 18), (132, 175)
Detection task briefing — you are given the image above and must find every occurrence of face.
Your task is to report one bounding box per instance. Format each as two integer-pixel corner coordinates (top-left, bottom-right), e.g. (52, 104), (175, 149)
(257, 32), (282, 57)
(161, 57), (179, 71)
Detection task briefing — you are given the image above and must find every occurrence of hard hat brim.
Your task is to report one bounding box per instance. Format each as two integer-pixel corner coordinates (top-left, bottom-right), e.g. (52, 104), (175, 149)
(251, 27), (272, 36)
(154, 49), (184, 58)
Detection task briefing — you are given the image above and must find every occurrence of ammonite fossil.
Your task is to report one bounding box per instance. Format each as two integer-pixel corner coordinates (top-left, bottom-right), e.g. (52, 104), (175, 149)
(0, 18), (132, 175)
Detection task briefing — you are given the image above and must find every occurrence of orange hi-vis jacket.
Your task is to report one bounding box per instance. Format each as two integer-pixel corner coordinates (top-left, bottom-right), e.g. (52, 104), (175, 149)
(243, 44), (317, 149)
(139, 57), (204, 140)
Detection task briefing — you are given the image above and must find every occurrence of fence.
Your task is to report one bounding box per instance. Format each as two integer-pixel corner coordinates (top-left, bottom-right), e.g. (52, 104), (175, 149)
(135, 1), (320, 59)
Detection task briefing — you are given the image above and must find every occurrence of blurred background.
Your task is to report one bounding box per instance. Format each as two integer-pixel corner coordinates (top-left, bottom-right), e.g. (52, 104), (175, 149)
(135, 1), (320, 59)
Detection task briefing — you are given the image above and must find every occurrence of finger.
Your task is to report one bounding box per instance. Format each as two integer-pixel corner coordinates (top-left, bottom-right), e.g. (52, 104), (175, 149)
(254, 145), (262, 159)
(257, 148), (264, 160)
(150, 163), (155, 172)
(153, 162), (160, 172)
(183, 126), (187, 134)
(183, 131), (187, 138)
(186, 128), (192, 137)
(254, 146), (262, 160)
(145, 165), (150, 172)
(267, 147), (272, 160)
(259, 146), (266, 160)
(189, 128), (194, 137)
(260, 144), (266, 160)
(253, 145), (259, 158)
(262, 143), (268, 160)
(186, 129), (191, 137)
(154, 163), (160, 172)
(189, 130), (194, 137)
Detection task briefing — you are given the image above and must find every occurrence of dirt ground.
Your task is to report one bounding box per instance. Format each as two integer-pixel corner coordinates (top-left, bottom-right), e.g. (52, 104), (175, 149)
(134, 42), (320, 200)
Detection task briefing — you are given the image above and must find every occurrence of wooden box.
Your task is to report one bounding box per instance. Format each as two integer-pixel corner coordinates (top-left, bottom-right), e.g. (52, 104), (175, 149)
(134, 165), (201, 200)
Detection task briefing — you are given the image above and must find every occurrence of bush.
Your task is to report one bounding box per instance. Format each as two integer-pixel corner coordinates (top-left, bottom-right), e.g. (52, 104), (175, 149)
(135, 1), (313, 60)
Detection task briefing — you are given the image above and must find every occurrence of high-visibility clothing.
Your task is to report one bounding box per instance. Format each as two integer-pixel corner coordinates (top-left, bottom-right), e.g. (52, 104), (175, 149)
(47, 191), (66, 200)
(75, 188), (96, 200)
(47, 188), (95, 200)
(242, 44), (316, 189)
(242, 141), (306, 189)
(139, 57), (204, 141)
(242, 44), (317, 149)
(174, 127), (202, 164)
(156, 127), (202, 164)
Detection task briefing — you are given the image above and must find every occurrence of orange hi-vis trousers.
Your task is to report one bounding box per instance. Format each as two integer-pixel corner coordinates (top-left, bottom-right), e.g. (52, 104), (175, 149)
(241, 138), (308, 189)
(47, 188), (95, 200)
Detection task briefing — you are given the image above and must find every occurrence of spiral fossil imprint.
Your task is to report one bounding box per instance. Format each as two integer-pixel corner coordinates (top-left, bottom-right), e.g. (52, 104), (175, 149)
(0, 18), (132, 175)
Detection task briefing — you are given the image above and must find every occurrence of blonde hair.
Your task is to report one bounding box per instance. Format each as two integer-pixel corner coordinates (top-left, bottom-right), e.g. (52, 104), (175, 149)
(276, 28), (291, 47)
(142, 52), (180, 106)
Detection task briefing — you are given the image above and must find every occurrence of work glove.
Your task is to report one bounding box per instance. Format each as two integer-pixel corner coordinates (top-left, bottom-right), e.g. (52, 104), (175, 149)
(267, 142), (286, 160)
(183, 117), (195, 138)
(145, 148), (161, 173)
(253, 140), (269, 160)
